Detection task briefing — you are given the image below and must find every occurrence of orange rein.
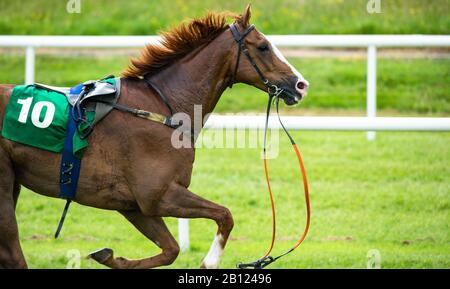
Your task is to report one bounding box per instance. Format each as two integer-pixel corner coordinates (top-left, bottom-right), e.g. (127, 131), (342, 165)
(260, 143), (311, 260)
(238, 96), (311, 269)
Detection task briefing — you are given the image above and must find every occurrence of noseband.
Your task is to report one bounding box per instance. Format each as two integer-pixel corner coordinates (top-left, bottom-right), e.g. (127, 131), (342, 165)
(228, 24), (284, 97)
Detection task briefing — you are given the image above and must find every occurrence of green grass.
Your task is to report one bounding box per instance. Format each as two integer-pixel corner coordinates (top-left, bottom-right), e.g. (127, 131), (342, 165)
(1, 54), (449, 115)
(16, 131), (450, 268)
(2, 0), (448, 270)
(0, 0), (448, 35)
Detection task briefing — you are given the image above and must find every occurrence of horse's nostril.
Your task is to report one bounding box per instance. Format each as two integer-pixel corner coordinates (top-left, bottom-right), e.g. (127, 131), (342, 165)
(296, 81), (307, 91)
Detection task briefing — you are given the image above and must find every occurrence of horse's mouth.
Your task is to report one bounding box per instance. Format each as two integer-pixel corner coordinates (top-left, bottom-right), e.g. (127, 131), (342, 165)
(279, 88), (303, 106)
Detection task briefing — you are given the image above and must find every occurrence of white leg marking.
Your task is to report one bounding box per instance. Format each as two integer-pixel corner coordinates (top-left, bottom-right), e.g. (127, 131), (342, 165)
(201, 234), (224, 269)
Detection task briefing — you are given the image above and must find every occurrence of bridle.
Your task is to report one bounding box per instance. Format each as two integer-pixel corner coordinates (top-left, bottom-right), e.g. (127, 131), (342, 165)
(228, 24), (284, 98)
(229, 23), (311, 269)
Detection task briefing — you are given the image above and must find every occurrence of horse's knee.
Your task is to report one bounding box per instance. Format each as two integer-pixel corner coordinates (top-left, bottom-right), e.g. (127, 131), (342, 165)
(162, 243), (180, 266)
(218, 207), (234, 232)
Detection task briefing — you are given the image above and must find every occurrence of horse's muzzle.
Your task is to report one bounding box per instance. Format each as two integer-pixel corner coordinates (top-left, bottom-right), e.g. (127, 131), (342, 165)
(279, 88), (302, 105)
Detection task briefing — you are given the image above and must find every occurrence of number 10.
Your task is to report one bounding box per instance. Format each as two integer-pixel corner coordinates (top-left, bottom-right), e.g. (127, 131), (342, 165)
(17, 97), (56, 129)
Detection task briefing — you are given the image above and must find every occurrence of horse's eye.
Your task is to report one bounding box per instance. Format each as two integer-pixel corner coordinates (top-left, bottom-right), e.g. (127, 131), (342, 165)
(257, 44), (269, 52)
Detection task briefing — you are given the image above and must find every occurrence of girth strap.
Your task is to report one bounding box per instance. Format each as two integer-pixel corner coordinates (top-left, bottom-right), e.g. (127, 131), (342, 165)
(55, 90), (84, 238)
(54, 200), (71, 238)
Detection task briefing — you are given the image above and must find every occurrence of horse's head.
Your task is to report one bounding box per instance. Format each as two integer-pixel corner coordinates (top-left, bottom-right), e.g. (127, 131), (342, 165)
(229, 5), (309, 105)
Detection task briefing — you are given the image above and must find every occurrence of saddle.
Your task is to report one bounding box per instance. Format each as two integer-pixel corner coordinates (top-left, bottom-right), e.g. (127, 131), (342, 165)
(35, 75), (121, 137)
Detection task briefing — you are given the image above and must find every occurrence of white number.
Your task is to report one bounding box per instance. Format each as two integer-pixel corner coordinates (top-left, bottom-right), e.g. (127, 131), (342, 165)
(17, 97), (33, 123)
(31, 101), (55, 128)
(17, 97), (56, 129)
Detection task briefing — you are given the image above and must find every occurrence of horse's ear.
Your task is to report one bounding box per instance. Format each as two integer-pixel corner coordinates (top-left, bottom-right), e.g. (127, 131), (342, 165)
(238, 4), (252, 28)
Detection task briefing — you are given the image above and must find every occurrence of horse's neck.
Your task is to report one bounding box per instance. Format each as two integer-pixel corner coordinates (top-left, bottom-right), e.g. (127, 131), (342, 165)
(151, 32), (233, 123)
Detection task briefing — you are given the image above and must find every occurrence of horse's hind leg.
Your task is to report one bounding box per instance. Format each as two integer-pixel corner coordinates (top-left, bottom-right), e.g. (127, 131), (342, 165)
(88, 212), (179, 269)
(153, 183), (234, 269)
(0, 147), (27, 268)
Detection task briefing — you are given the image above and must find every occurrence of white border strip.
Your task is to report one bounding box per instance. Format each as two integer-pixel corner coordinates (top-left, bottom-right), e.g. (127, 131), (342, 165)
(204, 116), (450, 131)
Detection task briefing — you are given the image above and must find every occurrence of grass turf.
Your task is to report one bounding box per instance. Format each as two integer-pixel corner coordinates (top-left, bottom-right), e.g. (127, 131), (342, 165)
(16, 131), (450, 268)
(0, 0), (448, 35)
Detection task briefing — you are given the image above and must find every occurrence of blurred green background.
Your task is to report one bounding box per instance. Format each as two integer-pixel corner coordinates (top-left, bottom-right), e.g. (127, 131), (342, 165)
(0, 0), (449, 35)
(0, 0), (449, 269)
(0, 0), (449, 115)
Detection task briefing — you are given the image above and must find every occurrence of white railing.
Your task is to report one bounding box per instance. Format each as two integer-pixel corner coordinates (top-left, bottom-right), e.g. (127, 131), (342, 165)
(1, 35), (449, 139)
(204, 116), (450, 131)
(1, 34), (449, 251)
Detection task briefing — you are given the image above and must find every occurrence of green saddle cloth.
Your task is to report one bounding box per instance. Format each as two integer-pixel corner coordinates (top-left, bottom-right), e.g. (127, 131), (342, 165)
(1, 77), (118, 158)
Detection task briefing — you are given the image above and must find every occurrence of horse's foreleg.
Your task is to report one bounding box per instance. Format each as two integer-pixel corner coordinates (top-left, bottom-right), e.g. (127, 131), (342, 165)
(154, 183), (234, 269)
(88, 213), (179, 269)
(0, 147), (27, 268)
(13, 181), (20, 209)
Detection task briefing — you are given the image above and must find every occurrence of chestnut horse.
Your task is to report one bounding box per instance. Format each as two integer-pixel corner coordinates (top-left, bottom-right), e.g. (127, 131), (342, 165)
(0, 5), (309, 268)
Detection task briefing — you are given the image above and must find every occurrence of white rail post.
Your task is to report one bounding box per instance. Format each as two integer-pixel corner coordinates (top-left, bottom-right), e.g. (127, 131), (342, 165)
(367, 45), (377, 140)
(25, 46), (35, 84)
(178, 218), (190, 252)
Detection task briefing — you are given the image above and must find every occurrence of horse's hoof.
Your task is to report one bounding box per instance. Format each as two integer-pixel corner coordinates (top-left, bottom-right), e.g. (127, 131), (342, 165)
(87, 248), (114, 264)
(200, 261), (219, 269)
